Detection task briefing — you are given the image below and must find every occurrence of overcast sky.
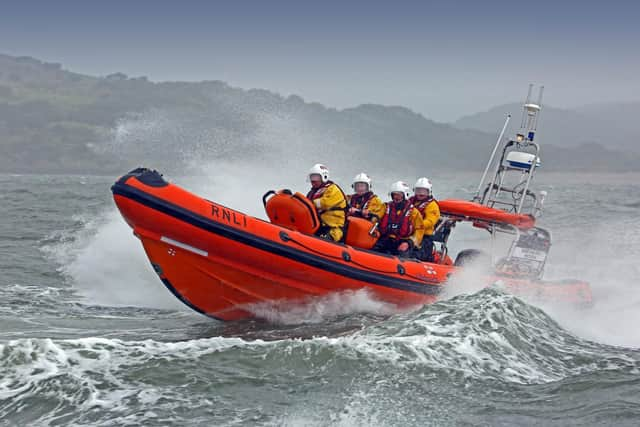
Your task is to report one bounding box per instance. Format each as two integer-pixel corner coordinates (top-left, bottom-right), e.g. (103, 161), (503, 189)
(1, 0), (638, 122)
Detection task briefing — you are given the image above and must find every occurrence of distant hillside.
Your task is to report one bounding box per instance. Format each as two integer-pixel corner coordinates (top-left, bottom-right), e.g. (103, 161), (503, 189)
(1, 53), (640, 174)
(454, 102), (638, 152)
(576, 102), (640, 142)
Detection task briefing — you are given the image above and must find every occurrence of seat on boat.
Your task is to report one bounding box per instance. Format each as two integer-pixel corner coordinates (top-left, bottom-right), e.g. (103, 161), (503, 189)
(343, 216), (379, 249)
(430, 219), (454, 265)
(264, 190), (320, 235)
(263, 189), (379, 249)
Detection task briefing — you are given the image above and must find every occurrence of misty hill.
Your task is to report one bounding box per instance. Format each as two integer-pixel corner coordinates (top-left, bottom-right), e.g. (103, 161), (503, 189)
(2, 53), (639, 175)
(575, 102), (640, 142)
(454, 102), (638, 153)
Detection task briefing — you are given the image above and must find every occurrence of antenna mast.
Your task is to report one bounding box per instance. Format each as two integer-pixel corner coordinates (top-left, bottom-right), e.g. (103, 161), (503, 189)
(477, 84), (545, 216)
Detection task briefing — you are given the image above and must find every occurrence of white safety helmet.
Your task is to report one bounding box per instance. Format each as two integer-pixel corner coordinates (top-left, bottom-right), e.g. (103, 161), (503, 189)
(307, 163), (330, 183)
(388, 181), (411, 200)
(413, 177), (433, 194)
(351, 172), (372, 190)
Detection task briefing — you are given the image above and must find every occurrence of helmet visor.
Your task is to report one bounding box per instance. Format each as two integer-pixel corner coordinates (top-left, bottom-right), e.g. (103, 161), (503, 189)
(414, 187), (429, 197)
(391, 192), (405, 202)
(309, 173), (322, 183)
(354, 182), (369, 193)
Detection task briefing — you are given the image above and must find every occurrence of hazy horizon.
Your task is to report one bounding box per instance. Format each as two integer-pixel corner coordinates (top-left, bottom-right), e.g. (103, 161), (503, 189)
(2, 0), (639, 122)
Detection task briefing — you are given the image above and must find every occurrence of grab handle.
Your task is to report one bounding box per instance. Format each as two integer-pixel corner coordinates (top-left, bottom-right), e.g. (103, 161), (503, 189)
(262, 189), (294, 207)
(262, 190), (276, 207)
(368, 214), (381, 236)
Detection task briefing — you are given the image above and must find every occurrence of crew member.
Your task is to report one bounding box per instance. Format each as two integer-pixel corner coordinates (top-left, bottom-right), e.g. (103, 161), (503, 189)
(410, 177), (440, 262)
(375, 181), (424, 257)
(347, 172), (385, 223)
(306, 163), (347, 242)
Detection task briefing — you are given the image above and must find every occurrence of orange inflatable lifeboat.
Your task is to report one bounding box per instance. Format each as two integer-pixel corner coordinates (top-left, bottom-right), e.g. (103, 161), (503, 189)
(111, 168), (592, 321)
(112, 168), (450, 321)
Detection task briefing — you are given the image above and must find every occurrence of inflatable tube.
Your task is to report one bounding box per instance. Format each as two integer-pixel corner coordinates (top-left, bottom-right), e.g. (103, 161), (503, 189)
(439, 199), (536, 229)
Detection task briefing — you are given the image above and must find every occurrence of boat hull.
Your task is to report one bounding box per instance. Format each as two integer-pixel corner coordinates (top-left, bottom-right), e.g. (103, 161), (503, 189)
(112, 170), (446, 320)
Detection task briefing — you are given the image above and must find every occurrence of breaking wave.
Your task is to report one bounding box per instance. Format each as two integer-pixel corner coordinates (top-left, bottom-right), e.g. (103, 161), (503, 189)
(2, 290), (639, 425)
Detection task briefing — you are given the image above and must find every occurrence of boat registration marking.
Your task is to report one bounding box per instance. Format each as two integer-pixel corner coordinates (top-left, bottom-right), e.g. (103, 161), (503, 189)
(211, 204), (248, 227)
(160, 236), (209, 257)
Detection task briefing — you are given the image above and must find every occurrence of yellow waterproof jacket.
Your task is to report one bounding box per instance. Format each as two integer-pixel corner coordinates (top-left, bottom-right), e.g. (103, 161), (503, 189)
(347, 192), (386, 222)
(410, 198), (440, 236)
(408, 207), (425, 248)
(307, 182), (347, 229)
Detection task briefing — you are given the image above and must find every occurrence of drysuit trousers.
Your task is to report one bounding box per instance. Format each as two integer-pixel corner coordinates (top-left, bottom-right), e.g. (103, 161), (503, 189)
(316, 225), (344, 242)
(416, 235), (434, 262)
(374, 237), (413, 258)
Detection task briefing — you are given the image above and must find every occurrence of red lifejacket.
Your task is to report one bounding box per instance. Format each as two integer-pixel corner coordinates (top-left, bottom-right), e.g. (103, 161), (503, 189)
(307, 181), (332, 200)
(348, 192), (374, 216)
(380, 201), (414, 239)
(409, 196), (439, 217)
